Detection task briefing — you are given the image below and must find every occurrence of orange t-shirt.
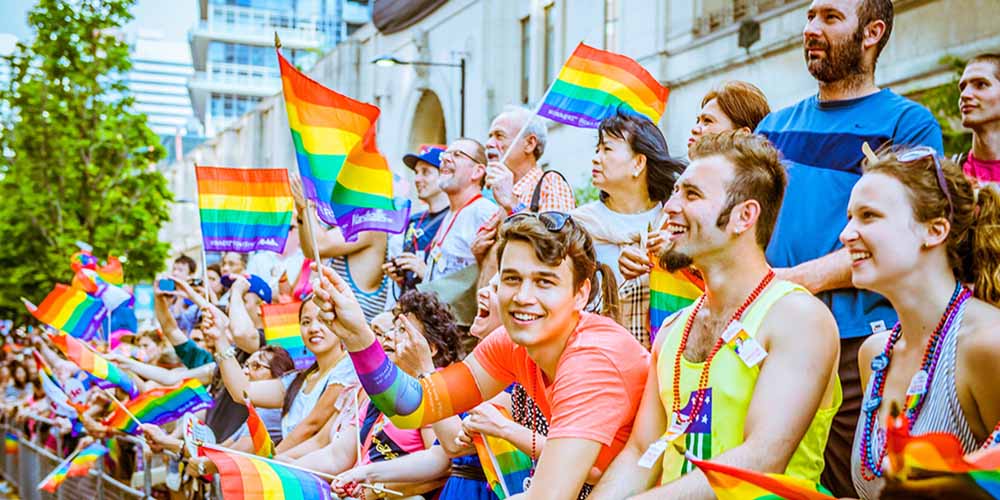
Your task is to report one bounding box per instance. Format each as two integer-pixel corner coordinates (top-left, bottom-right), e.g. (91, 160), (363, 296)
(473, 312), (650, 472)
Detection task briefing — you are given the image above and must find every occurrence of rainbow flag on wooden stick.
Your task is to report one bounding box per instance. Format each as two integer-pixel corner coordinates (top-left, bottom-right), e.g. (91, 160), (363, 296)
(538, 43), (669, 128)
(685, 450), (834, 500)
(261, 302), (314, 370)
(47, 333), (137, 398)
(649, 266), (703, 342)
(246, 397), (275, 458)
(195, 166), (295, 253)
(200, 445), (333, 500)
(37, 442), (107, 493)
(277, 49), (408, 240)
(24, 284), (106, 340)
(472, 405), (533, 499)
(103, 379), (213, 434)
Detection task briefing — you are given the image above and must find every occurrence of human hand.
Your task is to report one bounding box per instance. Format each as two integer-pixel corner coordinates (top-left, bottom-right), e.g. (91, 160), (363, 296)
(392, 253), (427, 281)
(290, 174), (307, 211)
(618, 244), (653, 280)
(228, 275), (251, 296)
(311, 263), (374, 351)
(463, 404), (511, 440)
(486, 162), (516, 210)
(645, 229), (672, 259)
(392, 314), (435, 377)
(471, 222), (498, 264)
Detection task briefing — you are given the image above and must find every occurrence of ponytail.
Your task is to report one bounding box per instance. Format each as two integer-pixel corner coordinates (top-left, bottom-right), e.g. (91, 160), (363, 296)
(971, 185), (1000, 306)
(587, 263), (621, 324)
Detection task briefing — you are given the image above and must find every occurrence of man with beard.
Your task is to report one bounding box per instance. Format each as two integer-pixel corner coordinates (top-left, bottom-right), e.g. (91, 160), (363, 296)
(590, 132), (841, 500)
(755, 0), (942, 495)
(958, 54), (1000, 185)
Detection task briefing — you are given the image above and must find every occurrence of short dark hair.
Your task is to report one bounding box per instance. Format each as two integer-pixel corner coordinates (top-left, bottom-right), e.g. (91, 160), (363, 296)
(395, 291), (462, 367)
(258, 345), (296, 378)
(174, 255), (197, 275)
(858, 0), (894, 60)
(969, 53), (1000, 79)
(688, 132), (787, 249)
(597, 108), (685, 203)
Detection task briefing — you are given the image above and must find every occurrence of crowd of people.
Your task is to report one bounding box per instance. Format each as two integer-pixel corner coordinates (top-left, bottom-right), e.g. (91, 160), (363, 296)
(3, 0), (1000, 499)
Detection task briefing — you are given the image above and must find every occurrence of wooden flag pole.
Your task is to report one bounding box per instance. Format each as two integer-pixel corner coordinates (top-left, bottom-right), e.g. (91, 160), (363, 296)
(305, 200), (324, 266)
(193, 162), (211, 303)
(102, 388), (142, 429)
(480, 435), (512, 498)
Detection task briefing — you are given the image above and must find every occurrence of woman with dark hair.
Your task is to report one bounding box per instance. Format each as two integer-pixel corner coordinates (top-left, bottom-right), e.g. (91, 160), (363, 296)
(573, 108), (686, 339)
(220, 345), (296, 448)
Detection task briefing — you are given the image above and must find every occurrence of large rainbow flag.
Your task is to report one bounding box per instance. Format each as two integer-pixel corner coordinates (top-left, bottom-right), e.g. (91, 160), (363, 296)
(48, 333), (138, 397)
(195, 166), (295, 253)
(200, 445), (333, 500)
(538, 43), (670, 128)
(685, 451), (834, 500)
(37, 442), (107, 493)
(649, 266), (703, 342)
(472, 405), (533, 499)
(103, 379), (214, 434)
(277, 49), (408, 240)
(261, 302), (314, 370)
(24, 284), (106, 340)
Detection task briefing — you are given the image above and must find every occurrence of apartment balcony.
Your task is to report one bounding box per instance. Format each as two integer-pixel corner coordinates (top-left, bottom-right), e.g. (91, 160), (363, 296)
(187, 62), (281, 119)
(190, 3), (330, 69)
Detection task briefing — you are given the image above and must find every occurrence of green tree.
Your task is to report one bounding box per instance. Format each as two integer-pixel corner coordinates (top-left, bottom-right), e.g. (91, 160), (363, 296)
(913, 55), (972, 157)
(0, 0), (172, 321)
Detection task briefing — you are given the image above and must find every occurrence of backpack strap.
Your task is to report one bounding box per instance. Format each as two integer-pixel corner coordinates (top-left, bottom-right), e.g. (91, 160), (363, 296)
(529, 169), (570, 212)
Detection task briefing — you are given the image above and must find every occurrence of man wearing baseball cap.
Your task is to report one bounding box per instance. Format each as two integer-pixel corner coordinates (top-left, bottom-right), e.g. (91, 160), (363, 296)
(384, 145), (451, 293)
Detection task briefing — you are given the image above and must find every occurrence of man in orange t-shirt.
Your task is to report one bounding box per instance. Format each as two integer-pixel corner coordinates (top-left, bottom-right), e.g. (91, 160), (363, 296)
(313, 211), (650, 500)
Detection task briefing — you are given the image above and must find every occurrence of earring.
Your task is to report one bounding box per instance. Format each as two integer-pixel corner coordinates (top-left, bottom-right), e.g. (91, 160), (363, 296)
(632, 171), (640, 178)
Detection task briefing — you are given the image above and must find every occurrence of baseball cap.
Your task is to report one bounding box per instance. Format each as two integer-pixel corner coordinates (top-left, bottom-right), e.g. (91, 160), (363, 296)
(402, 144), (446, 170)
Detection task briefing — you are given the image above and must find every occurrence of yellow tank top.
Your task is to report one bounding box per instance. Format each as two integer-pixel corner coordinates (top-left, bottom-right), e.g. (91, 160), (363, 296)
(655, 280), (841, 484)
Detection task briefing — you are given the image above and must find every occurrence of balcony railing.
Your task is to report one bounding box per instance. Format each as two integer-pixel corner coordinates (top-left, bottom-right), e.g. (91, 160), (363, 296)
(197, 4), (334, 45)
(190, 62), (281, 91)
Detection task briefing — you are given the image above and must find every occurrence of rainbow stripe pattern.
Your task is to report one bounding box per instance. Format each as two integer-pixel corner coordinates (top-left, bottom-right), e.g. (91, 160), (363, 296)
(37, 442), (107, 493)
(195, 166), (294, 253)
(538, 43), (670, 128)
(472, 405), (533, 499)
(278, 49), (408, 239)
(200, 445), (333, 500)
(649, 266), (703, 342)
(48, 333), (138, 398)
(103, 379), (213, 434)
(246, 399), (275, 458)
(349, 340), (482, 429)
(27, 284), (106, 340)
(686, 452), (834, 500)
(261, 302), (314, 370)
(5, 433), (17, 455)
(885, 419), (1000, 498)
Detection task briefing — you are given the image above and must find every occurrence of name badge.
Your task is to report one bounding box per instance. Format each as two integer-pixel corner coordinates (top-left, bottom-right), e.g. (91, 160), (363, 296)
(429, 246), (443, 263)
(638, 412), (689, 468)
(722, 321), (767, 368)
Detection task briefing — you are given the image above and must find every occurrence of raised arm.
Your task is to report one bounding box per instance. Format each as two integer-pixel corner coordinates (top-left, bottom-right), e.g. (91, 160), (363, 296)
(773, 246), (853, 294)
(111, 354), (215, 387)
(204, 322), (285, 409)
(153, 283), (187, 346)
(225, 276), (262, 354)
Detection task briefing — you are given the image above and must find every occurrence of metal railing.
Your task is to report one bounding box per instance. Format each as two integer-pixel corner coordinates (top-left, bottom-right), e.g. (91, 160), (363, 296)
(198, 4), (333, 44)
(190, 62), (282, 91)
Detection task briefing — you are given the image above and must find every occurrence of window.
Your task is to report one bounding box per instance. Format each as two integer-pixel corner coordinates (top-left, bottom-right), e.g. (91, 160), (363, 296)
(520, 16), (531, 104)
(543, 4), (556, 89)
(693, 0), (798, 36)
(604, 0), (619, 51)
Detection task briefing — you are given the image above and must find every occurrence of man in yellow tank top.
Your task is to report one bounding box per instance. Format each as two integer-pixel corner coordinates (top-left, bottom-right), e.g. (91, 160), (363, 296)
(591, 132), (842, 499)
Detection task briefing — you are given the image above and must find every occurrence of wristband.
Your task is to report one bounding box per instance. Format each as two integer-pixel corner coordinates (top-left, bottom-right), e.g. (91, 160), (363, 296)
(508, 202), (527, 216)
(214, 346), (237, 361)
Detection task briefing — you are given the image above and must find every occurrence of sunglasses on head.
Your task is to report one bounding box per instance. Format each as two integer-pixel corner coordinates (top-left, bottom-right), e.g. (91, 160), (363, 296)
(897, 147), (953, 221)
(504, 211), (574, 232)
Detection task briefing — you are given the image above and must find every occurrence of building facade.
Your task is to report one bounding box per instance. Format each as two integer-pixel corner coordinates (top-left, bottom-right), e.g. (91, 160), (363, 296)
(126, 30), (200, 138)
(160, 0), (999, 254)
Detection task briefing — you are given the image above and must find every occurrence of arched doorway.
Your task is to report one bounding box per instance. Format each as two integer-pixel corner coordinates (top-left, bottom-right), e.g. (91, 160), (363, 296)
(407, 90), (447, 152)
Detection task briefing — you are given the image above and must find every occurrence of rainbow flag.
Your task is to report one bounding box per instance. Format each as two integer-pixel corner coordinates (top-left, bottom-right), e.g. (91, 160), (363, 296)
(5, 433), (17, 455)
(103, 379), (214, 434)
(649, 266), (703, 342)
(47, 333), (138, 398)
(261, 302), (314, 370)
(278, 49), (409, 239)
(246, 398), (275, 458)
(195, 166), (295, 253)
(200, 445), (333, 500)
(538, 43), (670, 128)
(97, 255), (124, 285)
(472, 406), (533, 499)
(685, 452), (834, 500)
(25, 284), (106, 340)
(37, 442), (107, 493)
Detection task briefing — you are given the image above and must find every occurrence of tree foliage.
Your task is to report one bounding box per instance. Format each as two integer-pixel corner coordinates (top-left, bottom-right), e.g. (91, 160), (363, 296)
(0, 0), (172, 321)
(914, 55), (972, 157)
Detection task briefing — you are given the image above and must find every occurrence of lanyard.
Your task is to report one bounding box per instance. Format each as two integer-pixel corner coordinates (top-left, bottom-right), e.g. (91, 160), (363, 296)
(430, 194), (483, 251)
(408, 210), (430, 252)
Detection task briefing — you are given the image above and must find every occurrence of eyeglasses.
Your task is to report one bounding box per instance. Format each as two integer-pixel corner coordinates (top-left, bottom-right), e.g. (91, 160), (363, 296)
(246, 360), (270, 372)
(504, 211), (574, 232)
(441, 149), (478, 164)
(897, 147), (953, 221)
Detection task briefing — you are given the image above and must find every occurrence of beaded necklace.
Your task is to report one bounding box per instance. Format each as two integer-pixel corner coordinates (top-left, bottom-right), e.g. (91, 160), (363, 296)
(859, 282), (970, 480)
(982, 420), (1000, 451)
(671, 270), (775, 429)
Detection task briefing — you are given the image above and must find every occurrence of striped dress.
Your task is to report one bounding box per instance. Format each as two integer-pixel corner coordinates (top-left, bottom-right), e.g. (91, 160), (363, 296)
(851, 300), (977, 499)
(327, 256), (388, 322)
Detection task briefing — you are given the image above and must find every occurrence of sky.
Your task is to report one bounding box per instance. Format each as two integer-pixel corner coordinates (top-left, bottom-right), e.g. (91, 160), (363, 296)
(0, 0), (198, 55)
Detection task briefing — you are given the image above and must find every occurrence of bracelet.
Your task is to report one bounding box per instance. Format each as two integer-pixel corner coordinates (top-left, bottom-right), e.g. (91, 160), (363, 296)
(417, 371), (434, 380)
(214, 346), (237, 361)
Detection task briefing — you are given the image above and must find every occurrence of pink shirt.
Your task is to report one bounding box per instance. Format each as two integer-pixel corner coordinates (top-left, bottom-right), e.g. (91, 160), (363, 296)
(963, 152), (1000, 184)
(473, 312), (650, 472)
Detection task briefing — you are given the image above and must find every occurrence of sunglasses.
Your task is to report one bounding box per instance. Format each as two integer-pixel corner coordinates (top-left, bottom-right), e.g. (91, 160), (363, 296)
(897, 147), (953, 221)
(504, 211), (574, 232)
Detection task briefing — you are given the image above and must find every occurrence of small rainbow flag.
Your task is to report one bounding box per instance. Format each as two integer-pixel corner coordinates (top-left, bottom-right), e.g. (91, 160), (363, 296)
(261, 302), (314, 370)
(195, 166), (295, 253)
(97, 255), (124, 285)
(538, 43), (670, 128)
(37, 442), (107, 493)
(200, 445), (333, 500)
(472, 406), (533, 499)
(278, 49), (409, 239)
(685, 451), (834, 500)
(47, 333), (138, 398)
(25, 284), (106, 340)
(649, 266), (703, 342)
(103, 379), (214, 434)
(5, 433), (17, 454)
(246, 398), (275, 458)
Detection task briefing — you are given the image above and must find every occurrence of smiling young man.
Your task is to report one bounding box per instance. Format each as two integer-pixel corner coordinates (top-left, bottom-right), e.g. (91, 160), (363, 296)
(589, 132), (841, 500)
(959, 54), (1000, 184)
(311, 212), (650, 500)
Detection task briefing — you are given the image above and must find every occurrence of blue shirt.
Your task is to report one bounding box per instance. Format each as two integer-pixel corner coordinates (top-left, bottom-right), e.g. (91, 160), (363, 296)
(757, 89), (943, 339)
(402, 208), (449, 256)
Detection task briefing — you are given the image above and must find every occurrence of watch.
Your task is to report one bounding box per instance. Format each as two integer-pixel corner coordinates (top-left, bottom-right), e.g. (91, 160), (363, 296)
(215, 346), (237, 361)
